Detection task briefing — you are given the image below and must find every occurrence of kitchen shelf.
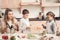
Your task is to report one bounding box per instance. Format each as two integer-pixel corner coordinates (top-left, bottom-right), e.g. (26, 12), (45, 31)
(42, 3), (60, 7)
(21, 2), (40, 6)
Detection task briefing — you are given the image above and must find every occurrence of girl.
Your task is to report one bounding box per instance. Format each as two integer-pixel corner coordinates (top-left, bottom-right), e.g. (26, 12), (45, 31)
(1, 8), (19, 34)
(42, 11), (57, 34)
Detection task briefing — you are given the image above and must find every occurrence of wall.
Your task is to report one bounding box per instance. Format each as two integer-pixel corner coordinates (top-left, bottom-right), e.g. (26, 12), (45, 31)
(0, 6), (59, 18)
(44, 7), (59, 17)
(14, 6), (59, 18)
(21, 5), (41, 18)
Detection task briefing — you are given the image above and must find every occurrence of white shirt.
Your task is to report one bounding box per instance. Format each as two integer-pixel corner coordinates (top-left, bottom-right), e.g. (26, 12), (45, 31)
(19, 18), (30, 30)
(46, 20), (57, 34)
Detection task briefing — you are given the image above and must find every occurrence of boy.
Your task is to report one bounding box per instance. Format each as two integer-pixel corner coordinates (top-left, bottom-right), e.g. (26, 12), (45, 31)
(19, 9), (30, 33)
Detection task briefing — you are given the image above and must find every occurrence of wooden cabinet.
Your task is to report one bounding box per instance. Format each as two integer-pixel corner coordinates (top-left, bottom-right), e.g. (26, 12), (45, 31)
(0, 0), (41, 8)
(8, 0), (20, 8)
(1, 0), (20, 8)
(1, 0), (8, 8)
(0, 0), (60, 8)
(21, 0), (41, 6)
(42, 0), (60, 7)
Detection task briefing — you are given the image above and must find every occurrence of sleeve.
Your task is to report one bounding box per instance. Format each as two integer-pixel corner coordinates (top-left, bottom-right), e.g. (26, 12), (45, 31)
(53, 22), (57, 35)
(0, 19), (1, 24)
(19, 19), (24, 30)
(1, 19), (7, 33)
(14, 19), (19, 31)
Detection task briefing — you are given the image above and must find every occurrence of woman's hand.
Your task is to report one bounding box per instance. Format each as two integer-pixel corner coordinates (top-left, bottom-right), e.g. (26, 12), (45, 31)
(13, 24), (17, 30)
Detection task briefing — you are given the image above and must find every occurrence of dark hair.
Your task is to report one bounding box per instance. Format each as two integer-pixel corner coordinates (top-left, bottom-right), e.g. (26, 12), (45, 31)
(4, 8), (13, 22)
(46, 11), (55, 19)
(22, 9), (29, 15)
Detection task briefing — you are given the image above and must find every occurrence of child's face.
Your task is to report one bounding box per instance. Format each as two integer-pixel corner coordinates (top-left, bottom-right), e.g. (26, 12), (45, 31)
(47, 15), (53, 21)
(23, 14), (29, 19)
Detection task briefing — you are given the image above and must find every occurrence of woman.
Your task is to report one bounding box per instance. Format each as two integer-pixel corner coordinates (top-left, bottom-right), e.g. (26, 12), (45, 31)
(1, 8), (19, 34)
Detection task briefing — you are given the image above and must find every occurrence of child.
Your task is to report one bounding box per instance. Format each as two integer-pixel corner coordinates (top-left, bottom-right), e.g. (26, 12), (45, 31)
(42, 11), (57, 34)
(19, 9), (30, 33)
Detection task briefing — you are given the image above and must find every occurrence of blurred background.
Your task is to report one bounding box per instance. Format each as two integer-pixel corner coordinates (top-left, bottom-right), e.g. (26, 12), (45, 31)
(0, 0), (60, 18)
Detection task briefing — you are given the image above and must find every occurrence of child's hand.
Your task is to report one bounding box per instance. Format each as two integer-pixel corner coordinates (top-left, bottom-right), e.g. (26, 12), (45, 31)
(26, 27), (30, 29)
(42, 24), (45, 26)
(13, 25), (17, 30)
(26, 27), (31, 31)
(42, 24), (46, 29)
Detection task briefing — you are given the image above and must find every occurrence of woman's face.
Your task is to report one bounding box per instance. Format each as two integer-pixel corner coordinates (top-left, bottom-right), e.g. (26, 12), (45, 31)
(8, 11), (13, 20)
